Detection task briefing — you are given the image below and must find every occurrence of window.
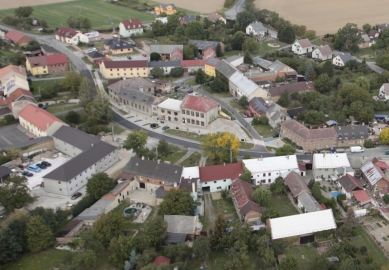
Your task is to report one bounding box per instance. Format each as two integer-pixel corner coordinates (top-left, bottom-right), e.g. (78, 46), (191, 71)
(191, 111), (194, 116)
(196, 112), (199, 117)
(263, 173), (266, 177)
(201, 113), (204, 118)
(201, 121), (204, 126)
(196, 120), (199, 125)
(268, 173), (271, 176)
(182, 110), (185, 114)
(223, 180), (226, 182)
(161, 109), (165, 113)
(186, 110), (190, 114)
(58, 181), (61, 184)
(69, 181), (72, 184)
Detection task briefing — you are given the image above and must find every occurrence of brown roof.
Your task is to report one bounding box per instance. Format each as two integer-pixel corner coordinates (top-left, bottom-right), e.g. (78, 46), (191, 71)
(0, 89), (33, 107)
(338, 174), (363, 193)
(27, 54), (68, 67)
(180, 59), (207, 67)
(5, 30), (33, 44)
(121, 19), (143, 30)
(297, 38), (313, 48)
(54, 27), (79, 38)
(180, 95), (218, 112)
(315, 45), (332, 56)
(108, 77), (155, 93)
(18, 104), (65, 131)
(284, 171), (310, 197)
(102, 60), (148, 69)
(0, 65), (27, 78)
(154, 256), (170, 265)
(207, 13), (223, 22)
(268, 82), (314, 97)
(231, 179), (262, 216)
(281, 120), (336, 140)
(199, 162), (243, 183)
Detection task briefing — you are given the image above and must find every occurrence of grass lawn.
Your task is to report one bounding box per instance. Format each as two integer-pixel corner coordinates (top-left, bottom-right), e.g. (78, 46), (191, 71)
(110, 122), (125, 135)
(254, 124), (276, 138)
(56, 110), (88, 124)
(0, 49), (13, 57)
(269, 194), (298, 217)
(352, 47), (383, 61)
(187, 79), (198, 86)
(159, 144), (188, 164)
(81, 56), (94, 66)
(31, 79), (64, 91)
(254, 39), (289, 56)
(223, 50), (242, 57)
(0, 0), (155, 30)
(46, 104), (81, 114)
(284, 245), (319, 270)
(2, 248), (68, 270)
(229, 100), (246, 112)
(165, 129), (205, 142)
(211, 197), (238, 218)
(203, 85), (233, 98)
(180, 151), (202, 167)
(311, 39), (327, 46)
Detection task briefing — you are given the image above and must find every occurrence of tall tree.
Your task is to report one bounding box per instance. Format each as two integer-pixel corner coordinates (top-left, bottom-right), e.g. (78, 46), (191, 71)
(195, 68), (206, 84)
(109, 235), (135, 269)
(166, 14), (180, 35)
(185, 21), (204, 40)
(321, 60), (334, 78)
(90, 96), (113, 124)
(211, 214), (228, 250)
(0, 217), (28, 264)
(144, 216), (167, 249)
(201, 132), (241, 164)
(64, 110), (80, 125)
(242, 38), (259, 53)
(158, 189), (195, 216)
(151, 20), (166, 36)
(314, 73), (332, 93)
(93, 212), (125, 247)
(236, 10), (255, 28)
(63, 71), (83, 93)
(275, 144), (295, 156)
(252, 188), (271, 206)
(269, 177), (287, 195)
(26, 216), (53, 252)
(86, 172), (116, 201)
(355, 76), (370, 91)
(78, 78), (95, 108)
(14, 6), (34, 18)
(379, 128), (389, 144)
(333, 23), (363, 53)
(304, 62), (313, 81)
(151, 67), (164, 78)
(362, 23), (372, 34)
(231, 31), (246, 50)
(0, 177), (34, 211)
(157, 138), (170, 156)
(123, 130), (148, 157)
(193, 236), (210, 261)
(279, 256), (299, 270)
(278, 25), (296, 44)
(73, 250), (97, 268)
(216, 43), (223, 57)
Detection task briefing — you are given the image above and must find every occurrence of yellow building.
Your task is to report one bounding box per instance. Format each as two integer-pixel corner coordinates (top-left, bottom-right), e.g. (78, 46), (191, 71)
(26, 54), (68, 76)
(99, 60), (149, 79)
(154, 3), (177, 15)
(204, 58), (221, 77)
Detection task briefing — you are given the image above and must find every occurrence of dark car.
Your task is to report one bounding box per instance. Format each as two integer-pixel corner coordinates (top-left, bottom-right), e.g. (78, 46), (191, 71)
(150, 123), (158, 128)
(41, 161), (52, 167)
(162, 126), (170, 130)
(17, 164), (24, 169)
(127, 56), (132, 60)
(87, 43), (94, 47)
(36, 163), (47, 169)
(385, 150), (389, 155)
(187, 89), (194, 93)
(272, 133), (280, 138)
(22, 171), (33, 177)
(71, 192), (82, 200)
(160, 119), (165, 124)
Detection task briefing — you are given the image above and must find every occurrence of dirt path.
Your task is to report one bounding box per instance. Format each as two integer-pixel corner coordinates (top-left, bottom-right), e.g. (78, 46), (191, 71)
(204, 193), (216, 230)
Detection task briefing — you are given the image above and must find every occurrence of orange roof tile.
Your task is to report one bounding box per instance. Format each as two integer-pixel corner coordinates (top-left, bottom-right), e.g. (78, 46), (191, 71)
(180, 95), (218, 112)
(0, 65), (27, 78)
(0, 88), (32, 106)
(18, 104), (65, 131)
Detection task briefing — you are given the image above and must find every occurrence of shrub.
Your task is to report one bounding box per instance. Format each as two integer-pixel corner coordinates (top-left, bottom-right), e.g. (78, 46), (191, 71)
(72, 195), (95, 217)
(364, 139), (375, 148)
(365, 256), (373, 264)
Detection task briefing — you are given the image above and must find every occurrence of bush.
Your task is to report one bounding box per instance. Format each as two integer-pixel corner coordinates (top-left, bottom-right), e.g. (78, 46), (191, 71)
(360, 245), (367, 255)
(170, 67), (184, 77)
(86, 125), (110, 135)
(365, 256), (373, 264)
(364, 139), (375, 148)
(72, 195), (95, 217)
(0, 155), (12, 165)
(383, 194), (389, 204)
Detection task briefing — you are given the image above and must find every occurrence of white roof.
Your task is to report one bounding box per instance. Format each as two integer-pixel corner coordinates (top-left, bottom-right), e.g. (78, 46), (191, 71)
(229, 71), (261, 96)
(182, 166), (199, 179)
(269, 209), (336, 240)
(155, 17), (168, 24)
(243, 155), (299, 173)
(313, 153), (350, 169)
(157, 98), (182, 111)
(361, 161), (383, 186)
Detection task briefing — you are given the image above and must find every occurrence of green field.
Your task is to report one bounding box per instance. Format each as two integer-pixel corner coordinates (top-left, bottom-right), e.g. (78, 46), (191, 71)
(0, 0), (155, 30)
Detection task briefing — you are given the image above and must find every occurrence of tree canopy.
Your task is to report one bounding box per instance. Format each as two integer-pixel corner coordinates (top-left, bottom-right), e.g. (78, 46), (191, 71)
(86, 172), (116, 201)
(78, 78), (95, 108)
(252, 188), (271, 206)
(275, 144), (295, 156)
(333, 23), (363, 53)
(14, 6), (34, 18)
(26, 216), (53, 252)
(93, 212), (126, 247)
(0, 177), (34, 212)
(201, 132), (240, 164)
(123, 130), (149, 157)
(158, 189), (195, 216)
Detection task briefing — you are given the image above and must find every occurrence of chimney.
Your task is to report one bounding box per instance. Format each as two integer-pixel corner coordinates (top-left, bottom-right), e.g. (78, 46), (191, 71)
(192, 182), (195, 193)
(139, 86), (144, 92)
(142, 156), (144, 160)
(157, 159), (160, 164)
(343, 166), (346, 176)
(174, 182), (177, 188)
(223, 162), (225, 166)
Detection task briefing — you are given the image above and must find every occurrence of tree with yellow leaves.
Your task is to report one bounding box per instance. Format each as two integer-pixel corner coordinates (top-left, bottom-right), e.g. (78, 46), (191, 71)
(200, 132), (240, 164)
(379, 128), (389, 145)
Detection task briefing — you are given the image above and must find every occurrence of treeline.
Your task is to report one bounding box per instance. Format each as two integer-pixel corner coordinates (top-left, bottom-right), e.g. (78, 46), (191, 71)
(2, 6), (51, 32)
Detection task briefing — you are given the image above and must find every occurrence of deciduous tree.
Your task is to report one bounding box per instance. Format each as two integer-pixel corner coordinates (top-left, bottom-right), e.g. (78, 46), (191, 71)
(193, 236), (210, 261)
(211, 214), (228, 250)
(109, 235), (135, 268)
(0, 177), (34, 212)
(242, 38), (259, 53)
(185, 21), (204, 40)
(144, 216), (167, 249)
(158, 189), (195, 216)
(123, 130), (148, 157)
(14, 6), (34, 18)
(236, 10), (255, 28)
(238, 95), (248, 107)
(78, 78), (94, 108)
(151, 20), (166, 36)
(314, 73), (332, 93)
(252, 188), (271, 206)
(86, 172), (116, 201)
(322, 60), (334, 78)
(170, 67), (184, 77)
(64, 110), (80, 125)
(195, 68), (206, 84)
(90, 96), (113, 124)
(73, 250), (97, 268)
(93, 212), (125, 247)
(157, 138), (170, 156)
(63, 71), (83, 93)
(355, 76), (370, 91)
(151, 67), (164, 78)
(26, 216), (53, 252)
(278, 24), (296, 44)
(279, 256), (299, 270)
(270, 177), (287, 195)
(200, 132), (240, 164)
(275, 144), (295, 156)
(231, 31), (246, 50)
(333, 23), (363, 53)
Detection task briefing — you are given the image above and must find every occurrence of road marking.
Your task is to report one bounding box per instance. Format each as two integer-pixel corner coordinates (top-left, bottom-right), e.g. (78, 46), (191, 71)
(0, 133), (12, 145)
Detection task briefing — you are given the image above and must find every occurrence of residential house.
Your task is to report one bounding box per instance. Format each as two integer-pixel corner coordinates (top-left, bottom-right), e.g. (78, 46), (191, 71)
(154, 3), (177, 15)
(0, 89), (37, 119)
(267, 60), (297, 79)
(313, 153), (351, 180)
(284, 171), (310, 198)
(250, 59), (297, 82)
(207, 13), (226, 24)
(312, 45), (333, 61)
(54, 27), (89, 44)
(269, 110), (290, 128)
(225, 55), (244, 67)
(230, 178), (262, 223)
(40, 45), (58, 55)
(18, 104), (67, 137)
(361, 161), (389, 189)
(154, 17), (168, 24)
(107, 77), (156, 101)
(198, 162), (244, 192)
(26, 54), (69, 76)
(203, 47), (216, 59)
(268, 82), (314, 100)
(243, 155), (302, 185)
(253, 57), (273, 69)
(378, 23), (389, 32)
(119, 88), (160, 117)
(157, 98), (182, 122)
(180, 59), (207, 73)
(335, 125), (369, 147)
(0, 166), (11, 184)
(297, 191), (322, 213)
(119, 19), (143, 37)
(148, 60), (181, 75)
(369, 30), (379, 40)
(180, 166), (199, 201)
(280, 120), (337, 151)
(43, 126), (118, 197)
(287, 107), (306, 119)
(164, 215), (200, 242)
(269, 209), (336, 243)
(86, 51), (105, 63)
(180, 94), (219, 127)
(204, 58), (221, 77)
(147, 44), (183, 60)
(337, 174), (363, 199)
(0, 65), (29, 96)
(292, 39), (314, 55)
(188, 40), (224, 55)
(152, 79), (171, 94)
(246, 22), (268, 38)
(229, 71), (269, 100)
(104, 38), (135, 54)
(379, 83), (389, 100)
(332, 53), (353, 67)
(121, 157), (183, 192)
(99, 60), (149, 79)
(359, 34), (370, 49)
(352, 190), (372, 205)
(5, 30), (33, 46)
(215, 59), (238, 80)
(180, 15), (196, 26)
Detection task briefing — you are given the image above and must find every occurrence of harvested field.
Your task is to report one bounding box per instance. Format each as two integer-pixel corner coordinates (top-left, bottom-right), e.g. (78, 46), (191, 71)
(0, 0), (73, 10)
(155, 0), (224, 13)
(255, 0), (389, 35)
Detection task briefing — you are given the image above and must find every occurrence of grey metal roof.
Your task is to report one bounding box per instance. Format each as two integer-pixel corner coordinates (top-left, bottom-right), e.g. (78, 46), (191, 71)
(337, 53), (353, 64)
(0, 166), (11, 178)
(148, 60), (180, 68)
(163, 232), (187, 243)
(252, 57), (273, 69)
(182, 15), (196, 24)
(52, 126), (100, 151)
(109, 180), (130, 195)
(108, 78), (155, 94)
(284, 171), (310, 197)
(164, 215), (196, 234)
(225, 55), (242, 63)
(40, 45), (58, 54)
(160, 3), (176, 9)
(149, 44), (183, 54)
(188, 40), (219, 51)
(155, 186), (167, 199)
(298, 191), (322, 213)
(104, 38), (134, 50)
(335, 125), (369, 140)
(122, 157), (183, 184)
(43, 141), (117, 182)
(248, 22), (267, 33)
(87, 51), (104, 58)
(118, 88), (158, 106)
(268, 60), (287, 72)
(1, 136), (52, 150)
(215, 60), (237, 79)
(75, 199), (112, 221)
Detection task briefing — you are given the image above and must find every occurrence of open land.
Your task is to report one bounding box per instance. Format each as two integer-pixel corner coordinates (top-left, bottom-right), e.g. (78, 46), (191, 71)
(0, 0), (155, 29)
(155, 0), (224, 13)
(255, 0), (389, 35)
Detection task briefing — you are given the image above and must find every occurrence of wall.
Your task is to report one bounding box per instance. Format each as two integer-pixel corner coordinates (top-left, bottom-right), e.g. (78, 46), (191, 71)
(244, 210), (261, 223)
(158, 107), (181, 123)
(119, 23), (144, 38)
(181, 106), (218, 127)
(110, 47), (133, 55)
(198, 179), (232, 192)
(104, 183), (132, 213)
(100, 63), (149, 79)
(135, 175), (179, 192)
(48, 62), (68, 74)
(19, 116), (47, 137)
(252, 168), (300, 185)
(121, 97), (153, 117)
(54, 137), (83, 157)
(313, 168), (338, 180)
(204, 64), (216, 77)
(44, 178), (70, 196)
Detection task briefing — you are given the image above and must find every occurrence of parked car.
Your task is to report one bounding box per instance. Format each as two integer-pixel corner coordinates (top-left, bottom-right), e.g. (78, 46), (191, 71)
(17, 164), (24, 169)
(272, 133), (279, 138)
(36, 163), (47, 169)
(27, 165), (41, 173)
(142, 53), (147, 57)
(22, 171), (33, 177)
(127, 56), (132, 60)
(162, 126), (170, 130)
(71, 192), (82, 200)
(160, 119), (165, 124)
(41, 161), (52, 167)
(385, 150), (389, 155)
(87, 43), (94, 47)
(29, 137), (34, 140)
(150, 123), (158, 128)
(187, 89), (193, 93)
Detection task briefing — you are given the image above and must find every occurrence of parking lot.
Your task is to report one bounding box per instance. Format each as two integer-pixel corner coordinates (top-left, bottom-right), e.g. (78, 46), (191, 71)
(0, 124), (35, 148)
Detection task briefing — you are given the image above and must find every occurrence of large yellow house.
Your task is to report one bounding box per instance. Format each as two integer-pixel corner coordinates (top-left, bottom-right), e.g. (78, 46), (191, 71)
(204, 58), (221, 77)
(154, 4), (177, 15)
(99, 60), (149, 79)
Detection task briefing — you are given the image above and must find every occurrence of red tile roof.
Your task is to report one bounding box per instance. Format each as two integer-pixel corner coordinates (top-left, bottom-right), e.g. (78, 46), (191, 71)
(121, 19), (143, 30)
(170, 47), (183, 60)
(298, 163), (307, 171)
(0, 89), (32, 106)
(208, 13), (223, 22)
(54, 27), (79, 38)
(180, 95), (218, 112)
(0, 65), (27, 78)
(281, 120), (336, 140)
(352, 190), (371, 204)
(18, 104), (65, 131)
(375, 161), (389, 169)
(180, 59), (207, 67)
(27, 54), (68, 67)
(154, 256), (170, 265)
(5, 30), (33, 44)
(199, 161), (243, 183)
(320, 203), (327, 210)
(231, 179), (262, 216)
(102, 60), (148, 69)
(203, 47), (216, 58)
(284, 171), (310, 197)
(369, 30), (379, 37)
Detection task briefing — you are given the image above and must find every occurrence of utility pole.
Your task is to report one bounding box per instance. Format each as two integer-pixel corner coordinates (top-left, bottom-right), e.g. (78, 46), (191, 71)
(111, 125), (114, 141)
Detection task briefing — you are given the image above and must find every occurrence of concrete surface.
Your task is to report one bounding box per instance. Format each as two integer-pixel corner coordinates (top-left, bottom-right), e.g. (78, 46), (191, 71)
(0, 124), (35, 148)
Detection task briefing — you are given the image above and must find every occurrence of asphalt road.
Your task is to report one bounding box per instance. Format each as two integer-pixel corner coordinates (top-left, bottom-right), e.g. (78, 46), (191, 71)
(225, 0), (246, 20)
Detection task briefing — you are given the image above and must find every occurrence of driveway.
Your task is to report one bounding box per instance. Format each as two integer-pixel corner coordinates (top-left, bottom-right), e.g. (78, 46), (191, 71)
(204, 193), (216, 229)
(0, 124), (34, 148)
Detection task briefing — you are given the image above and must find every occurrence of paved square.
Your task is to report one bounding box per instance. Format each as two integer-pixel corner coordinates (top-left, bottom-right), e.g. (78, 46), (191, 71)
(0, 124), (33, 148)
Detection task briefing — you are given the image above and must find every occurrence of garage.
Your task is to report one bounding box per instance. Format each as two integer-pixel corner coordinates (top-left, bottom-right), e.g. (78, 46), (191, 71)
(300, 235), (315, 244)
(139, 182), (146, 189)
